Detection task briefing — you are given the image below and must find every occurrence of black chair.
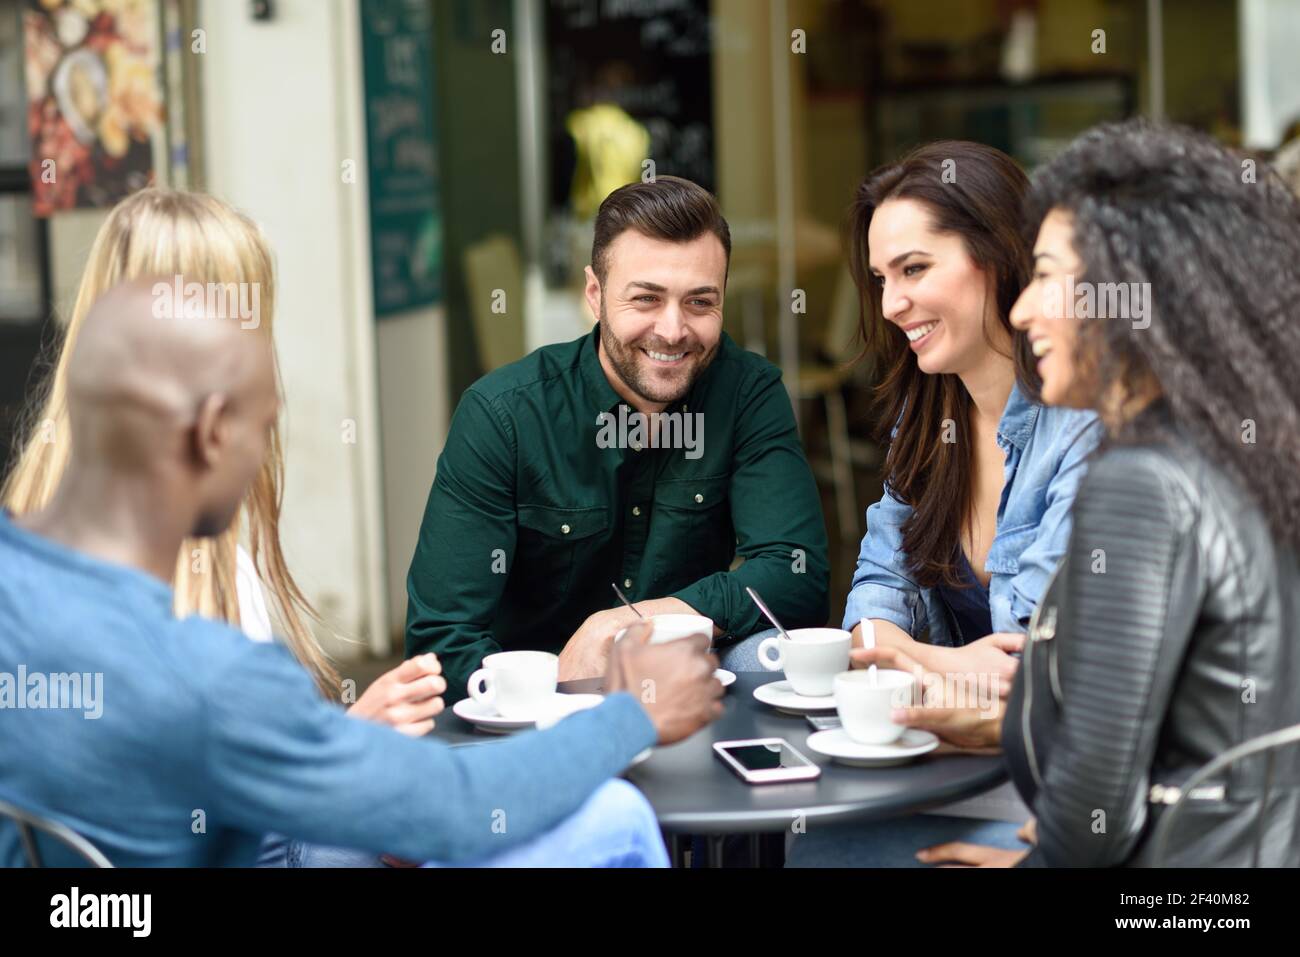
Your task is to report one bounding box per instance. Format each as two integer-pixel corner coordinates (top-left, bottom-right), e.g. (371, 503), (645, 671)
(1148, 722), (1300, 867)
(0, 798), (113, 867)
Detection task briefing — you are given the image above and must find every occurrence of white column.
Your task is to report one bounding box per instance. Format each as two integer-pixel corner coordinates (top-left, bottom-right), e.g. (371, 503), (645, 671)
(199, 0), (390, 658)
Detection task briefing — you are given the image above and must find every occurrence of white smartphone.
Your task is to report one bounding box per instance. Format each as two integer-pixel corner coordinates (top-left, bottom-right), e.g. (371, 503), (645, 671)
(713, 738), (822, 785)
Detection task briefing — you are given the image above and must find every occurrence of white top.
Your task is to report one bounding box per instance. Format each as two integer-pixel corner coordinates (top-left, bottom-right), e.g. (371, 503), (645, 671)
(234, 544), (274, 642)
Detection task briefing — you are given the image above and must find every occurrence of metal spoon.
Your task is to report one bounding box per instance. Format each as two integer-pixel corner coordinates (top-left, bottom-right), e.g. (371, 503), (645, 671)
(611, 582), (644, 619)
(745, 587), (792, 641)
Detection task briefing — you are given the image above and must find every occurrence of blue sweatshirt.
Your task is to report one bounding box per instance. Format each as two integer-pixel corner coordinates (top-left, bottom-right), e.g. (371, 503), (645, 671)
(0, 512), (656, 866)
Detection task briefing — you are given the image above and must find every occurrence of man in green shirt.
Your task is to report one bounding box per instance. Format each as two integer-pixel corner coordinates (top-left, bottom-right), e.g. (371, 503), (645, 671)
(406, 176), (829, 698)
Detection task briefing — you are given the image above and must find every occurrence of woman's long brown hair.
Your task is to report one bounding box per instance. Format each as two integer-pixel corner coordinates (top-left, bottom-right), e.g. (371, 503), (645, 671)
(847, 141), (1039, 589)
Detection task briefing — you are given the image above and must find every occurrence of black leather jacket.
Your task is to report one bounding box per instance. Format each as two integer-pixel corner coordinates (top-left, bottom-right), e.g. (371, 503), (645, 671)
(1003, 431), (1300, 867)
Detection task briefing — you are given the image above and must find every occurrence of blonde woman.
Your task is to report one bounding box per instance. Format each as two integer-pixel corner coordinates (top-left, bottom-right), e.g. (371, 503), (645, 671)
(2, 188), (444, 865)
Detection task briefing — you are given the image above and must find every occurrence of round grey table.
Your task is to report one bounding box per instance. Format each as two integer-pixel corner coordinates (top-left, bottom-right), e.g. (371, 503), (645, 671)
(434, 672), (1007, 863)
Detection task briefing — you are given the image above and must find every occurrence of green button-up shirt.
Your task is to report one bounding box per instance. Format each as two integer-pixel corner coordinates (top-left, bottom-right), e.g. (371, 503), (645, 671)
(405, 327), (830, 698)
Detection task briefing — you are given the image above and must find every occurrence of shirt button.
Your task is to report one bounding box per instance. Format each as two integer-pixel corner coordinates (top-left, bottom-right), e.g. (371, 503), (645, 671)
(623, 578), (633, 589)
(632, 506), (641, 516)
(682, 404), (689, 412)
(560, 524), (571, 535)
(694, 493), (704, 504)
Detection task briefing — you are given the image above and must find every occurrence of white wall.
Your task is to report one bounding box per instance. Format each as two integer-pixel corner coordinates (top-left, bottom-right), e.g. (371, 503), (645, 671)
(199, 0), (391, 658)
(48, 210), (108, 324)
(1241, 0), (1300, 147)
(376, 306), (447, 645)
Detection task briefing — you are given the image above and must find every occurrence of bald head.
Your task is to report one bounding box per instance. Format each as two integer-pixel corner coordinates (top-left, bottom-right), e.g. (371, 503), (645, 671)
(66, 277), (278, 537)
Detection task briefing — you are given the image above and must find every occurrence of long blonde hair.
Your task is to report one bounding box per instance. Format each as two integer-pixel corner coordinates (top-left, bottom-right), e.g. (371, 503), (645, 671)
(2, 188), (341, 698)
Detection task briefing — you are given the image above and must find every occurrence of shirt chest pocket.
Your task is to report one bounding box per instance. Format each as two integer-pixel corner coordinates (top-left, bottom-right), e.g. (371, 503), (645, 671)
(651, 477), (733, 578)
(515, 505), (609, 599)
(985, 523), (1039, 577)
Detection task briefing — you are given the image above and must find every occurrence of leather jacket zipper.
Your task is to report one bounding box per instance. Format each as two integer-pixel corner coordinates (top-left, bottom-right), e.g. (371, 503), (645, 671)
(1149, 783), (1226, 804)
(1022, 561), (1064, 791)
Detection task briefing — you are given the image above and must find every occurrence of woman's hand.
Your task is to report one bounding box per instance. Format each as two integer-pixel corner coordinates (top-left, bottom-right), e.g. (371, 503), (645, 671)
(850, 645), (1005, 750)
(926, 632), (1024, 698)
(915, 843), (1029, 867)
(895, 696), (1006, 750)
(849, 619), (949, 674)
(347, 653), (446, 736)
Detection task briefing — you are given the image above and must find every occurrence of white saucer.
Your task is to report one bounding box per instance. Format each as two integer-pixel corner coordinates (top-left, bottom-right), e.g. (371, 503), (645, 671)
(452, 693), (604, 733)
(752, 679), (837, 715)
(805, 728), (939, 767)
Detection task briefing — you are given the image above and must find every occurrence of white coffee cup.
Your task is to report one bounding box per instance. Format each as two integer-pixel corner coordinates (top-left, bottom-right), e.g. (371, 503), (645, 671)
(833, 669), (917, 745)
(614, 614), (713, 644)
(467, 650), (558, 719)
(757, 628), (851, 697)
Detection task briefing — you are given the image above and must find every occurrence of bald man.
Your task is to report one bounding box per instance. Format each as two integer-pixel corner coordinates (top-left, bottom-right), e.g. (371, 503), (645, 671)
(0, 277), (722, 867)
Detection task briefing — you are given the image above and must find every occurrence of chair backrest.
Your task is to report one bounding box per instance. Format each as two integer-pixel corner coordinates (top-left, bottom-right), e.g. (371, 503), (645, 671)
(1147, 722), (1300, 867)
(0, 798), (113, 868)
(463, 234), (527, 374)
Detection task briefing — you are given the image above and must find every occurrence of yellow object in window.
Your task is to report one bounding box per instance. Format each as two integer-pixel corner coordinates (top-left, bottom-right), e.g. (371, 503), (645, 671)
(566, 103), (651, 220)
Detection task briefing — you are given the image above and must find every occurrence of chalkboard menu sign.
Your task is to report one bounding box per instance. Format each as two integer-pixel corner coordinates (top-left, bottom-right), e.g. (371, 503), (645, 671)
(360, 0), (443, 316)
(545, 0), (715, 201)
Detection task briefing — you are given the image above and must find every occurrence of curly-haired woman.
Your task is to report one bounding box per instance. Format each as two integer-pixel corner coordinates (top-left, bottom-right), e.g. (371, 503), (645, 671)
(875, 119), (1300, 867)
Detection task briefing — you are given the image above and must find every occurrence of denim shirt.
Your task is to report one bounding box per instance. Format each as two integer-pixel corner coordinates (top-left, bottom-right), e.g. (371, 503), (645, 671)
(843, 382), (1102, 646)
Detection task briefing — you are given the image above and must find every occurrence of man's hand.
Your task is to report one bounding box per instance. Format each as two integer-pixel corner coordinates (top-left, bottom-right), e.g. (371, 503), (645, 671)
(926, 632), (1024, 698)
(850, 645), (1004, 750)
(347, 654), (446, 736)
(557, 597), (714, 682)
(605, 621), (723, 745)
(558, 607), (639, 682)
(915, 843), (1028, 868)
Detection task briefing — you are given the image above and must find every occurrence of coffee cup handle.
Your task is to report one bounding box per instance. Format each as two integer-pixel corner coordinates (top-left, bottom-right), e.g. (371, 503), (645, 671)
(757, 636), (785, 671)
(467, 669), (495, 707)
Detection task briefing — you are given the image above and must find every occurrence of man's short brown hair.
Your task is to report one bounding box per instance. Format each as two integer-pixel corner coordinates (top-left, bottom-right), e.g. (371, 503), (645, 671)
(590, 176), (731, 286)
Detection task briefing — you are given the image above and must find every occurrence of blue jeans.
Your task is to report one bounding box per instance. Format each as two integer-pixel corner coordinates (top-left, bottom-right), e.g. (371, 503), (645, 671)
(258, 779), (668, 868)
(785, 814), (1025, 867)
(719, 628), (778, 672)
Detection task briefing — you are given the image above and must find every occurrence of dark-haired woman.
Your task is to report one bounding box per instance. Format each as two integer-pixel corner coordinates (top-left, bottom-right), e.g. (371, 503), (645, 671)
(841, 140), (1100, 682)
(895, 119), (1300, 867)
(779, 141), (1102, 866)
